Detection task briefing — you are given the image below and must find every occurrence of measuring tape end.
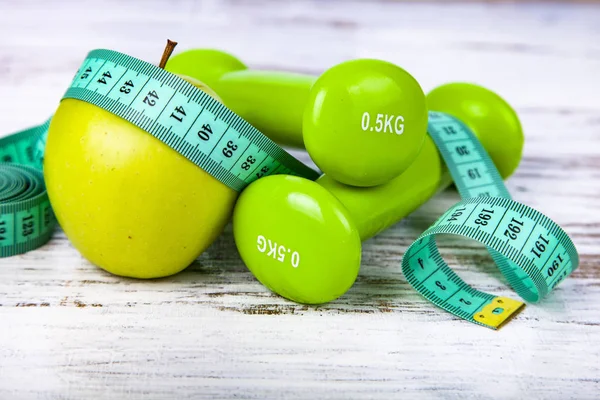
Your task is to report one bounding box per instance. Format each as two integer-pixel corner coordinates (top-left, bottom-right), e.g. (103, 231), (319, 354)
(473, 297), (525, 330)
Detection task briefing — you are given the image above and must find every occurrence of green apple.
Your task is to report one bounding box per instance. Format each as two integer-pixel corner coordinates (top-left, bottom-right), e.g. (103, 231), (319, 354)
(44, 74), (238, 278)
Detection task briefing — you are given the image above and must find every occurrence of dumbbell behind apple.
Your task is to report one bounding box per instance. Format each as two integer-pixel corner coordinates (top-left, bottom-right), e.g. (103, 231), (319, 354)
(166, 49), (428, 187)
(232, 83), (524, 304)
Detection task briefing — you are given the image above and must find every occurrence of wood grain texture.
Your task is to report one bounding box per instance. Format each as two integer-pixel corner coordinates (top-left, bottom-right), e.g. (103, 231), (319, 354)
(1, 0), (599, 398)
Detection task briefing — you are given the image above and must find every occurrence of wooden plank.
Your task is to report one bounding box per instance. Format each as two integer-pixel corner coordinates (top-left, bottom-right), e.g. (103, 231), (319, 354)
(0, 0), (599, 398)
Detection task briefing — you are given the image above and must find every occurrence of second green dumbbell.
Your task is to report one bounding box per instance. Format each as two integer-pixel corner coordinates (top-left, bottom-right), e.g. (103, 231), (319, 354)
(166, 49), (427, 187)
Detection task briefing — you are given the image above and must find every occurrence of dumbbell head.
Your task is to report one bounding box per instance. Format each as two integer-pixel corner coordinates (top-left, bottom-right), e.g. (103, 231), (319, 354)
(234, 83), (524, 304)
(303, 59), (428, 187)
(233, 175), (362, 304)
(427, 82), (524, 179)
(165, 49), (248, 90)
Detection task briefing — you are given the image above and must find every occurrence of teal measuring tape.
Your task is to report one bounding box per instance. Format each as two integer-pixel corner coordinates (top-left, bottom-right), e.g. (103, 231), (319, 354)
(0, 120), (48, 169)
(0, 121), (55, 257)
(402, 111), (579, 329)
(0, 49), (318, 258)
(64, 49), (319, 191)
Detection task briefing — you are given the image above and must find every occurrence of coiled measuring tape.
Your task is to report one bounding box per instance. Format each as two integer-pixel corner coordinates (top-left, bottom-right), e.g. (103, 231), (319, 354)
(0, 121), (54, 257)
(402, 111), (579, 329)
(0, 49), (319, 258)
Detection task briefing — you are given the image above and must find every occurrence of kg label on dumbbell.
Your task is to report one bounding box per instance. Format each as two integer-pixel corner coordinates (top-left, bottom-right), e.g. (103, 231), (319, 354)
(360, 112), (404, 135)
(257, 235), (301, 268)
(401, 111), (579, 329)
(64, 49), (319, 192)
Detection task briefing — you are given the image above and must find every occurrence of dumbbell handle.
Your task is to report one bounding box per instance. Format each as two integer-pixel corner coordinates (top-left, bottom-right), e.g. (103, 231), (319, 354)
(319, 127), (450, 241)
(213, 71), (315, 148)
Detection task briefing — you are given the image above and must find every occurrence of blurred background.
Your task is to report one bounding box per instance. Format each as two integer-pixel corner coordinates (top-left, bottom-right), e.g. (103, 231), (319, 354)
(2, 0), (598, 219)
(0, 0), (599, 135)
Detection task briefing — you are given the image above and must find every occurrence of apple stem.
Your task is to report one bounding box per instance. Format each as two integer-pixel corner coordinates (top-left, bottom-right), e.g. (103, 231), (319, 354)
(158, 39), (178, 69)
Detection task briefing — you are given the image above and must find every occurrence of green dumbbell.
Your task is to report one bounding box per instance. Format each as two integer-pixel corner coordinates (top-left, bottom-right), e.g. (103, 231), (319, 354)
(232, 83), (524, 304)
(166, 49), (427, 187)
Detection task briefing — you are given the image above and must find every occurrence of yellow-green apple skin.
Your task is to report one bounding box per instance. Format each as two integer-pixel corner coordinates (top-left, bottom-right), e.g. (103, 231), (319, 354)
(44, 75), (237, 278)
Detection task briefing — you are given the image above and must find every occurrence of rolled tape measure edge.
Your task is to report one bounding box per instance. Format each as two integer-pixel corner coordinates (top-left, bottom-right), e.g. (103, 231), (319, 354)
(0, 163), (56, 257)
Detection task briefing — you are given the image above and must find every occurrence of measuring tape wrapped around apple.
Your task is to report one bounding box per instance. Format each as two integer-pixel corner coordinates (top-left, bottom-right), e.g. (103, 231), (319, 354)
(0, 44), (579, 329)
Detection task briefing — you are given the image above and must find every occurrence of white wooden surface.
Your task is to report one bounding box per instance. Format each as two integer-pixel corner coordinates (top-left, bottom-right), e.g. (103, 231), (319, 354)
(1, 1), (600, 398)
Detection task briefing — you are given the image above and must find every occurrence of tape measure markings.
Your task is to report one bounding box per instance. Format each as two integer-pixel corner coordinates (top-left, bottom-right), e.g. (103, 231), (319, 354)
(428, 114), (511, 199)
(64, 49), (317, 192)
(66, 87), (268, 191)
(424, 197), (575, 290)
(402, 111), (578, 329)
